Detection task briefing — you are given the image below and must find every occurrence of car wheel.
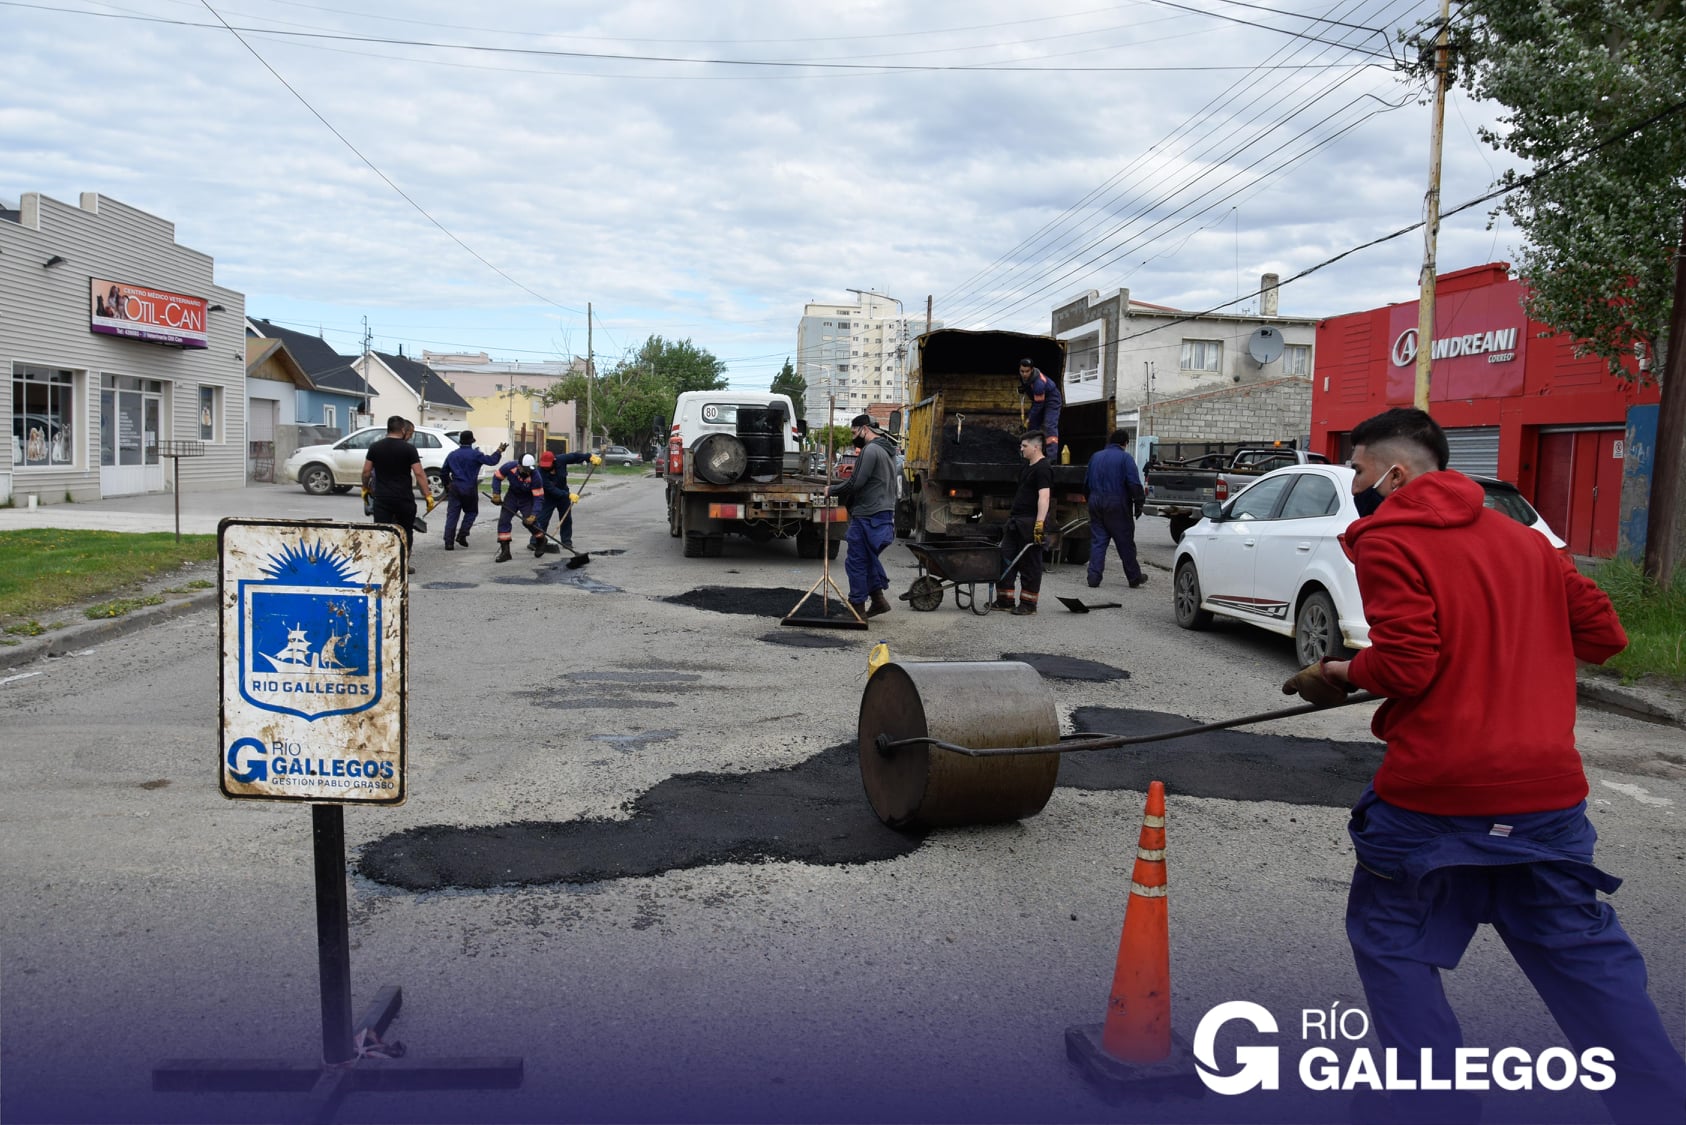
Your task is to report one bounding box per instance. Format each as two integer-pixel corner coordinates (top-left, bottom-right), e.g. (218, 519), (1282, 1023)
(424, 469), (444, 500)
(299, 464), (334, 496)
(1168, 515), (1196, 544)
(1173, 561), (1213, 630)
(1294, 589), (1351, 666)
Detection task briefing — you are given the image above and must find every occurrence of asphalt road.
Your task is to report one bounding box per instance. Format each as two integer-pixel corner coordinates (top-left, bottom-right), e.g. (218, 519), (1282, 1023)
(2, 476), (1682, 1124)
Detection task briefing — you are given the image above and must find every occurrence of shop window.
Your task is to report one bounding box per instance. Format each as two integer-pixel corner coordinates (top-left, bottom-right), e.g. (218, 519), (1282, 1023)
(12, 364), (76, 468)
(1283, 344), (1311, 376)
(199, 385), (222, 441)
(1180, 339), (1222, 373)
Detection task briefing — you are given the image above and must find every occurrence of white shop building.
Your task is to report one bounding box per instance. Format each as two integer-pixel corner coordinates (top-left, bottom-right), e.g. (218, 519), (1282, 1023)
(0, 191), (247, 504)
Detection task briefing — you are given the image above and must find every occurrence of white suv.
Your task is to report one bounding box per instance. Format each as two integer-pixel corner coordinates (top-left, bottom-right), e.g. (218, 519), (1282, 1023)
(281, 426), (452, 499)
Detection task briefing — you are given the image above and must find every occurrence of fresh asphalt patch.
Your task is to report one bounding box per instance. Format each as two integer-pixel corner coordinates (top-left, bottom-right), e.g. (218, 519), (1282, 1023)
(1000, 652), (1130, 682)
(1063, 706), (1382, 808)
(357, 743), (920, 891)
(759, 630), (858, 649)
(359, 709), (1381, 891)
(664, 585), (843, 621)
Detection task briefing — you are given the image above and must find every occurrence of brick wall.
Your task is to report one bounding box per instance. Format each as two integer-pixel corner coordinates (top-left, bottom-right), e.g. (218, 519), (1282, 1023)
(1142, 376), (1312, 443)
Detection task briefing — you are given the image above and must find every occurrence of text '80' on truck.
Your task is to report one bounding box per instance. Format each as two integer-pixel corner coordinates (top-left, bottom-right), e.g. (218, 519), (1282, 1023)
(898, 329), (1114, 561)
(664, 391), (844, 559)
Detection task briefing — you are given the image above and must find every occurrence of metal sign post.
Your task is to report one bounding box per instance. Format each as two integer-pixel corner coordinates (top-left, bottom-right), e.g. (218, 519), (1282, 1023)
(158, 439), (204, 542)
(154, 519), (521, 1123)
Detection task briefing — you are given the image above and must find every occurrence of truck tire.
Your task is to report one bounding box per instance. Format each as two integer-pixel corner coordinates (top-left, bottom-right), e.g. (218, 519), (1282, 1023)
(797, 524), (840, 560)
(667, 486), (682, 537)
(1168, 514), (1197, 544)
(693, 432), (747, 486)
(1173, 560), (1214, 630)
(681, 494), (718, 557)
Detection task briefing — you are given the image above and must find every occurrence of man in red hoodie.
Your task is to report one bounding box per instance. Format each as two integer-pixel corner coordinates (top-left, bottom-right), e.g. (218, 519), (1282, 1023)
(1284, 408), (1683, 1123)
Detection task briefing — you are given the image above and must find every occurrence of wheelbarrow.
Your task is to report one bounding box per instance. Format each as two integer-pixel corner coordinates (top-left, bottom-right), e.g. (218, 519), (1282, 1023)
(899, 539), (1036, 615)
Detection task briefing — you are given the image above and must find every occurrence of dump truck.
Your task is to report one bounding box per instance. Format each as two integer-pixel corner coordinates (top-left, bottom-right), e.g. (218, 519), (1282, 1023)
(896, 329), (1115, 561)
(663, 390), (844, 559)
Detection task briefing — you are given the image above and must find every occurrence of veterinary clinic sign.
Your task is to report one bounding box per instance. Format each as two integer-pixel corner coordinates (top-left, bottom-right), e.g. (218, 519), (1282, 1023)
(218, 519), (407, 804)
(89, 277), (208, 349)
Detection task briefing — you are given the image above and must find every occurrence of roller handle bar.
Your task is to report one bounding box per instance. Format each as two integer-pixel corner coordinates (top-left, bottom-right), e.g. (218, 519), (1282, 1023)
(874, 692), (1380, 758)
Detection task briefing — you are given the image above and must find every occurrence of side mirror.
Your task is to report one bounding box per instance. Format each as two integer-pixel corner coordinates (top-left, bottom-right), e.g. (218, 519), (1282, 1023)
(1201, 502), (1226, 521)
(886, 410), (902, 436)
(652, 415), (667, 435)
(796, 420), (809, 437)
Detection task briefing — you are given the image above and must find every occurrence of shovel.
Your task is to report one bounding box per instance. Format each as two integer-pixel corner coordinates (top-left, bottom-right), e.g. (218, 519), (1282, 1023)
(1055, 596), (1122, 613)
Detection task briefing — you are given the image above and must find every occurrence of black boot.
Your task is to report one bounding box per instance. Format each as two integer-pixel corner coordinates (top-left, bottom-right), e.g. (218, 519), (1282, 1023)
(849, 602), (868, 620)
(867, 590), (892, 618)
(456, 532), (470, 547)
(494, 542), (512, 563)
(444, 539), (454, 551)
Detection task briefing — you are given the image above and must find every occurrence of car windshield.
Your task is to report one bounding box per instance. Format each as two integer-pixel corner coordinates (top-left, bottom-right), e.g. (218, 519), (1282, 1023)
(1478, 481), (1539, 527)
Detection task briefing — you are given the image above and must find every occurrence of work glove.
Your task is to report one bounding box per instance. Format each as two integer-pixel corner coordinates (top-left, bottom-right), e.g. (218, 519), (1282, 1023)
(521, 514), (538, 528)
(489, 494), (503, 507)
(424, 493), (437, 514)
(360, 485), (371, 503)
(1133, 501), (1145, 520)
(497, 442), (509, 452)
(589, 454), (603, 466)
(569, 493), (580, 504)
(1281, 661), (1350, 708)
(1032, 520), (1045, 545)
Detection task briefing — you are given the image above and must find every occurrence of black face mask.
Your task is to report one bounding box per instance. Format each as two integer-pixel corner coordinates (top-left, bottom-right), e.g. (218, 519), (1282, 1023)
(1353, 465), (1401, 518)
(852, 435), (866, 449)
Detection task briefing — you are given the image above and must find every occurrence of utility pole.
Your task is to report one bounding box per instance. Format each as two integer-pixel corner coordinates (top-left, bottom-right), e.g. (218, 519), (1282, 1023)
(925, 295), (932, 334)
(586, 301), (594, 451)
(1414, 0), (1453, 411)
(360, 316), (372, 419)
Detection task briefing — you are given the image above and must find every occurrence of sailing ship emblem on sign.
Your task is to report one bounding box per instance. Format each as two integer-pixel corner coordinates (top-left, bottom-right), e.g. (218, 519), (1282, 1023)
(238, 540), (382, 720)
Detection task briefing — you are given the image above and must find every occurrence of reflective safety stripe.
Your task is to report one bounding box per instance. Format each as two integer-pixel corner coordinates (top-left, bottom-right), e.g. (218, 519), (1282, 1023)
(1142, 814), (1165, 828)
(1131, 882), (1169, 898)
(1137, 847), (1165, 861)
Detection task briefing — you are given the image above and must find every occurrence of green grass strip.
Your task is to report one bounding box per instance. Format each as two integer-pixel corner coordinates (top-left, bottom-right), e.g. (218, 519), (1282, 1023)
(0, 530), (215, 620)
(1594, 558), (1686, 684)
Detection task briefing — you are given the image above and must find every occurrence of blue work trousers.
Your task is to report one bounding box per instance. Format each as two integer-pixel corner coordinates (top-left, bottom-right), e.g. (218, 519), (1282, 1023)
(443, 483), (479, 544)
(537, 495), (574, 546)
(844, 510), (894, 605)
(495, 494), (537, 542)
(1086, 498), (1141, 586)
(1347, 792), (1686, 1124)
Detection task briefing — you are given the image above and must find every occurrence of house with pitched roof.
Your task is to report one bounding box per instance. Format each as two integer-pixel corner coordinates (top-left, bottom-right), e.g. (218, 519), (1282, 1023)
(355, 350), (470, 430)
(245, 317), (371, 436)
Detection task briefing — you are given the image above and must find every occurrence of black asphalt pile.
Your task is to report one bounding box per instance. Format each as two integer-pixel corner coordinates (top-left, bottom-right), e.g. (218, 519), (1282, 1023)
(664, 585), (851, 622)
(759, 630), (857, 649)
(1060, 706), (1382, 808)
(942, 421), (1019, 464)
(357, 744), (919, 891)
(1000, 652), (1129, 682)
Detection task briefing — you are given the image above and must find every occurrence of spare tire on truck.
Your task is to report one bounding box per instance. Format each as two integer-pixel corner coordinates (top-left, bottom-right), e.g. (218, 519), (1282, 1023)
(693, 432), (747, 485)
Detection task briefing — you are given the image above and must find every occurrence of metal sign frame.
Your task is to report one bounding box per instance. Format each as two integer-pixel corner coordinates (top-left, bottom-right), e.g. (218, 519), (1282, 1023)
(218, 517), (407, 806)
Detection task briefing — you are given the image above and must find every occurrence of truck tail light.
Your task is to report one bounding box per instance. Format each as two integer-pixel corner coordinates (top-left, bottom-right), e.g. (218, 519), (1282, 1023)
(1215, 478), (1229, 501)
(826, 507), (849, 522)
(708, 503), (743, 519)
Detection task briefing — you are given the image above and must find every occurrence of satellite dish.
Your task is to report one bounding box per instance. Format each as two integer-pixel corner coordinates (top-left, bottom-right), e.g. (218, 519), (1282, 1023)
(1247, 326), (1286, 365)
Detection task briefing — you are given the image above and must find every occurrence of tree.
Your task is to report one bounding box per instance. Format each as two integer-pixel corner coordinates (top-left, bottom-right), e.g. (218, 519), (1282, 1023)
(1437, 0), (1686, 581)
(539, 335), (728, 449)
(769, 358), (806, 420)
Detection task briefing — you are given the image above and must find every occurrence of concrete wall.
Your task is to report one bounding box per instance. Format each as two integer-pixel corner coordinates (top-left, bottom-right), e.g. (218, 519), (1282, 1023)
(0, 192), (246, 503)
(1138, 375), (1313, 444)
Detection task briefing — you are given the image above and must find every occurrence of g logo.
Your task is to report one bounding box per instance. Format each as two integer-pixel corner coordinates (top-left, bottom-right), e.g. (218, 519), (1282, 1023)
(1391, 328), (1418, 368)
(226, 737), (269, 783)
(1194, 1000), (1280, 1095)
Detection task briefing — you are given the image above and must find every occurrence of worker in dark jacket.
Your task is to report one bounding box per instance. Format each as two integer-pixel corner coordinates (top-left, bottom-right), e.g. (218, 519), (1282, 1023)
(1286, 408), (1685, 1125)
(488, 455), (545, 563)
(830, 414), (898, 618)
(534, 448), (597, 550)
(1084, 429), (1147, 589)
(441, 430), (506, 550)
(1016, 358), (1062, 458)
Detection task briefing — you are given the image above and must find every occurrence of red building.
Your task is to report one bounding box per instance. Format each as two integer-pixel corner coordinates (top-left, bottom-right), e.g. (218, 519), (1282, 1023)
(1312, 262), (1658, 557)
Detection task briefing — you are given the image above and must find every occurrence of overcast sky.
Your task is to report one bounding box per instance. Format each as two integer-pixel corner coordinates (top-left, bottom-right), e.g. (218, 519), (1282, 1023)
(5, 0), (1528, 389)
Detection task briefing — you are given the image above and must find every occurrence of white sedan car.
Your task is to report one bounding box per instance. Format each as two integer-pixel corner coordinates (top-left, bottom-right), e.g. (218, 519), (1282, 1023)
(1172, 465), (1566, 666)
(281, 425), (453, 499)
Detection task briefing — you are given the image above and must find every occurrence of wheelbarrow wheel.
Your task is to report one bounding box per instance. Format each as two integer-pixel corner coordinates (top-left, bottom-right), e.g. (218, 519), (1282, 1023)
(907, 575), (944, 612)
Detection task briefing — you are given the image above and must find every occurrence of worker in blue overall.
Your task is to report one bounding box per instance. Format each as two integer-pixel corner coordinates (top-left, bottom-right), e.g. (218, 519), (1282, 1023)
(1016, 357), (1062, 458)
(1083, 429), (1147, 589)
(441, 430), (506, 551)
(1286, 408), (1686, 1125)
(534, 448), (597, 551)
(488, 454), (545, 563)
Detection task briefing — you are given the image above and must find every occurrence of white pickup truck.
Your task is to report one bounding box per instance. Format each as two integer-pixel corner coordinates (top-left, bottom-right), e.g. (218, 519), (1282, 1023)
(662, 391), (844, 558)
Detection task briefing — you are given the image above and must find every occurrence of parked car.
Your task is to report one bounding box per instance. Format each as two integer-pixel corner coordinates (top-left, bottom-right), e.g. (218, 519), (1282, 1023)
(1172, 465), (1566, 666)
(281, 425), (452, 498)
(597, 444), (641, 466)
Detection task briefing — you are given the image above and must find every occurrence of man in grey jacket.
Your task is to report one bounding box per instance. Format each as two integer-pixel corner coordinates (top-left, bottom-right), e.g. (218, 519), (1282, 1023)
(831, 413), (899, 618)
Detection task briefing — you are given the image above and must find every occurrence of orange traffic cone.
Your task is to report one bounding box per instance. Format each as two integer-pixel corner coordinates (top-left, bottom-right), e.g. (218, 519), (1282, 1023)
(1065, 781), (1201, 1101)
